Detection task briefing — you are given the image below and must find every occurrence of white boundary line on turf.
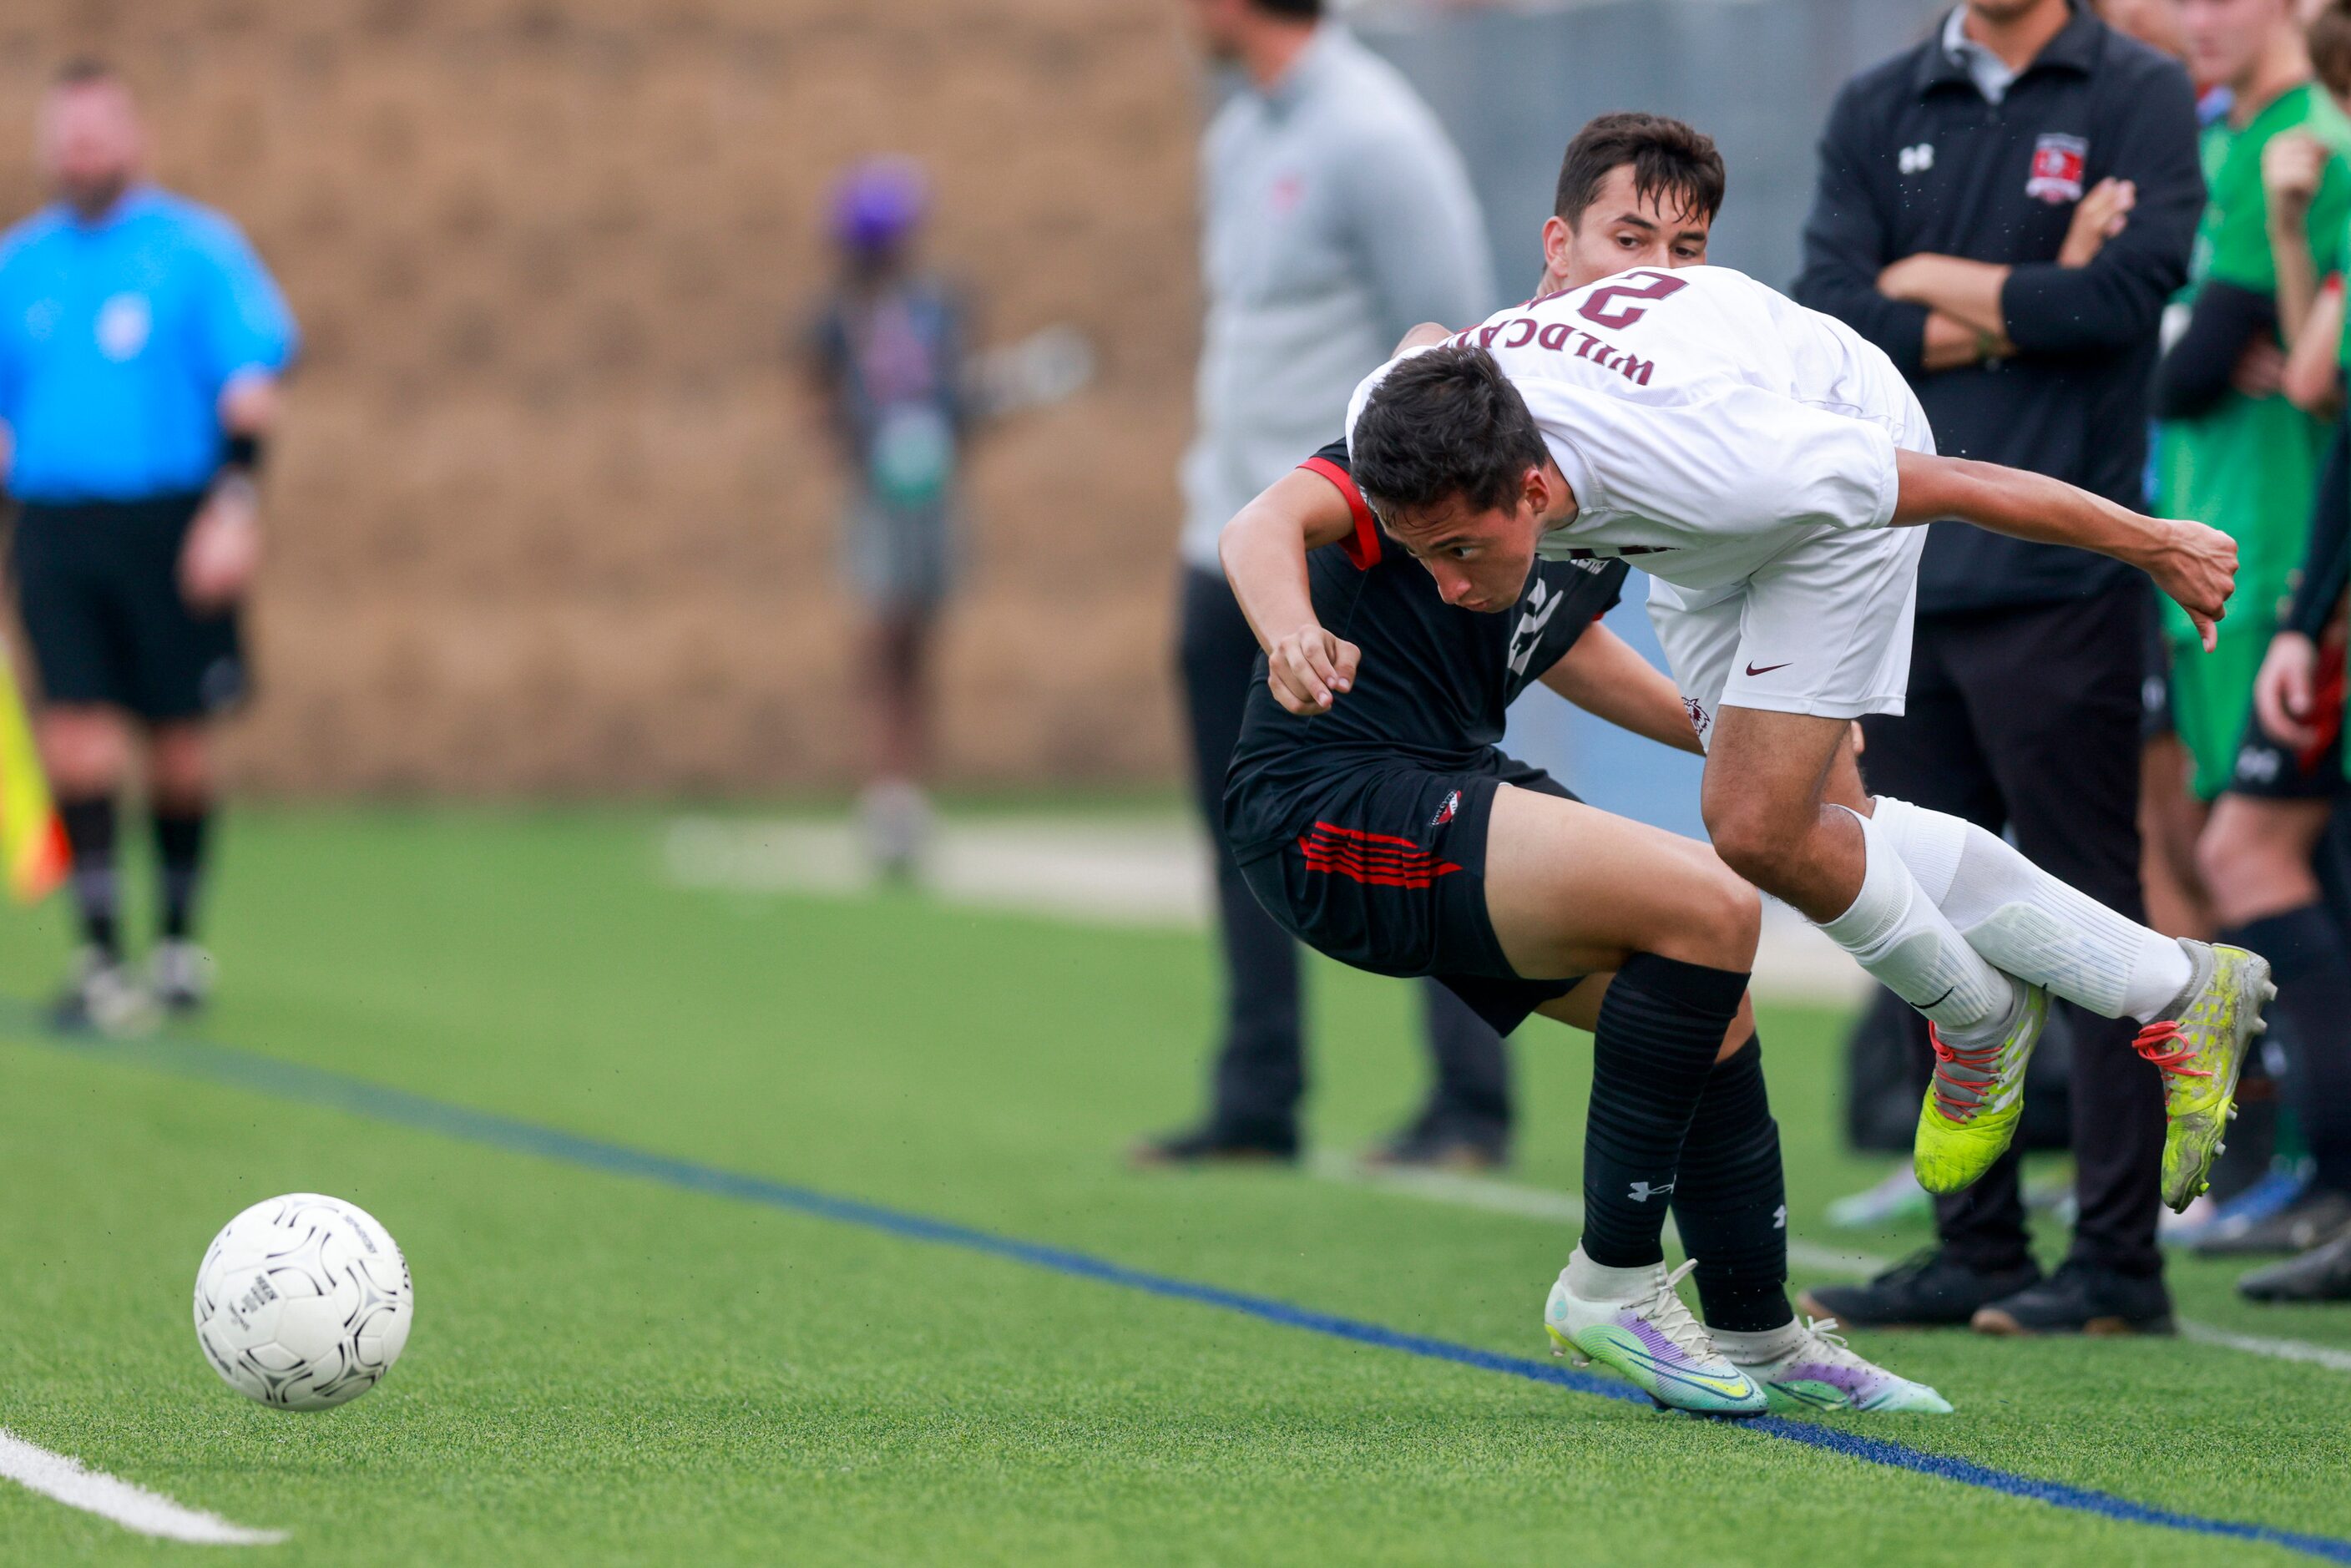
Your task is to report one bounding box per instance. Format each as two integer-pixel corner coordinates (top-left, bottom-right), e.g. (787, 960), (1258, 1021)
(1307, 1153), (1891, 1277)
(0, 1430), (286, 1545)
(1306, 1154), (2351, 1373)
(2179, 1322), (2351, 1374)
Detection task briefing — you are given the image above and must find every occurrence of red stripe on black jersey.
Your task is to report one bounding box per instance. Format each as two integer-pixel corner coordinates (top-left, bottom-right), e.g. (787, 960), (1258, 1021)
(1299, 455), (1381, 569)
(1298, 822), (1462, 888)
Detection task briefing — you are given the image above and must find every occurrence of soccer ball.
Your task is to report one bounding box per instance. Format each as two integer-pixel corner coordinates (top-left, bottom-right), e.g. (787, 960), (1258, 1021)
(192, 1193), (413, 1410)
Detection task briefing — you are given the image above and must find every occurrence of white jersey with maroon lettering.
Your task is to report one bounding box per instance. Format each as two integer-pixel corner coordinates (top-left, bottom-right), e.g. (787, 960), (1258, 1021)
(1342, 265), (1940, 734)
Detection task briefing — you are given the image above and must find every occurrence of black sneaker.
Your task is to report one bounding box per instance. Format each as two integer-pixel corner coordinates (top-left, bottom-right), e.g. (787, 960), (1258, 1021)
(1796, 1247), (2043, 1328)
(2237, 1231), (2351, 1302)
(2189, 1187), (2351, 1258)
(1129, 1120), (1297, 1169)
(1363, 1109), (1508, 1172)
(1970, 1259), (2175, 1336)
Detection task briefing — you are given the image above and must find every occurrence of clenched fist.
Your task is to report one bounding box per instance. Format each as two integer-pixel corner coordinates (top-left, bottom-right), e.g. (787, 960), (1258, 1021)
(1267, 625), (1361, 716)
(2147, 518), (2237, 654)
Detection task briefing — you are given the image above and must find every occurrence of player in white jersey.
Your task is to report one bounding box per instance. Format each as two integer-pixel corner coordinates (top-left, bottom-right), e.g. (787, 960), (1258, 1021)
(1327, 265), (2273, 1211)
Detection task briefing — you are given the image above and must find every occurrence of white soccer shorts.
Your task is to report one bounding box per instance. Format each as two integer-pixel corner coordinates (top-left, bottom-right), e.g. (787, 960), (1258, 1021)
(1646, 523), (1928, 746)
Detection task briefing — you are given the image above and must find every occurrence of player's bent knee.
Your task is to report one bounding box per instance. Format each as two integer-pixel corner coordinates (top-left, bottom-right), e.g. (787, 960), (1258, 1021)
(1645, 865), (1761, 973)
(1703, 812), (1801, 900)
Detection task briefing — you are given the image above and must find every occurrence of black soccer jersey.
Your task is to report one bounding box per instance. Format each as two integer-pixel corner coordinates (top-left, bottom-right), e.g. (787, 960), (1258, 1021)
(1222, 439), (1627, 859)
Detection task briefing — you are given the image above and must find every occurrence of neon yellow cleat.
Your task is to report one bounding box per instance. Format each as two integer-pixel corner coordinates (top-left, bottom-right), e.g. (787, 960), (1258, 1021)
(2136, 941), (2274, 1213)
(1912, 984), (2050, 1196)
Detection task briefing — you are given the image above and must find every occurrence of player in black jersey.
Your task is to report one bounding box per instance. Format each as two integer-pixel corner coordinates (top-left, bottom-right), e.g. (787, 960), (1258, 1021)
(1217, 114), (1950, 1416)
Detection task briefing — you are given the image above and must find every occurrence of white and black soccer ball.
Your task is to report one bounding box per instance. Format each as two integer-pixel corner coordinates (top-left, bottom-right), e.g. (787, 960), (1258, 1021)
(192, 1193), (412, 1411)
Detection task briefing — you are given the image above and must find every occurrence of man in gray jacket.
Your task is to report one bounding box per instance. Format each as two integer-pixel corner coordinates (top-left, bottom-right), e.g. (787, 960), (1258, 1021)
(1138, 0), (1499, 1168)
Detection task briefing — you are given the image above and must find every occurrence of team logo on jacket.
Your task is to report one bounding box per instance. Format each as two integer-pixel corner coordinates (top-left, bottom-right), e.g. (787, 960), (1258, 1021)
(1430, 791), (1460, 830)
(2025, 134), (2088, 204)
(95, 292), (151, 360)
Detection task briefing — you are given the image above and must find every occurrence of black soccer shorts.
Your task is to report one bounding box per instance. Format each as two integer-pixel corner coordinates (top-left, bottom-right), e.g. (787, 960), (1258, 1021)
(2223, 675), (2347, 802)
(1236, 754), (1585, 1036)
(10, 492), (248, 722)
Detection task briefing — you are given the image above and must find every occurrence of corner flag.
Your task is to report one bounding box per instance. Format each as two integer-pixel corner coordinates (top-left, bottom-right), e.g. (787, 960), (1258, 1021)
(0, 645), (65, 903)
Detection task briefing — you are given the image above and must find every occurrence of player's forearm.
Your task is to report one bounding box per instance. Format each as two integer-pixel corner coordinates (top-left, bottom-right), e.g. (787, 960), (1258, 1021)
(1881, 255), (2012, 339)
(1891, 450), (2167, 568)
(1538, 627), (1702, 755)
(2283, 282), (2346, 415)
(1920, 311), (2005, 372)
(1219, 475), (1346, 655)
(2269, 220), (2322, 347)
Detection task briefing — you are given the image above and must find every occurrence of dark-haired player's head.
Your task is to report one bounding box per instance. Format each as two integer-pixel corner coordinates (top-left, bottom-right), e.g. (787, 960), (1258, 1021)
(39, 58), (142, 220)
(1538, 113), (1725, 296)
(1351, 346), (1561, 614)
(1184, 0), (1322, 63)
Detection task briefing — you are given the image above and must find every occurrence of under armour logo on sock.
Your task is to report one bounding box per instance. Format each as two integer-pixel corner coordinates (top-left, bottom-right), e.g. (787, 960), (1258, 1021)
(1627, 1180), (1676, 1202)
(1772, 1204), (1787, 1230)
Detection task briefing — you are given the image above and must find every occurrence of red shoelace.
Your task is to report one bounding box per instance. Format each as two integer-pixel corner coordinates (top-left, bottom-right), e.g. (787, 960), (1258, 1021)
(1925, 1024), (2005, 1120)
(2131, 1019), (2210, 1077)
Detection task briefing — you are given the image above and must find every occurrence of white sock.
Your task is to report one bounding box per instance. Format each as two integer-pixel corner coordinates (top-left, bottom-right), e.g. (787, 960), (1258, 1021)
(1710, 1320), (1807, 1363)
(1565, 1247), (1658, 1302)
(1815, 807), (2019, 1045)
(1871, 797), (2192, 1022)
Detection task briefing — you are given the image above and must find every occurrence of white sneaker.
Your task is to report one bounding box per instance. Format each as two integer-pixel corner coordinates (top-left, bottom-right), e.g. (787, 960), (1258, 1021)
(50, 948), (158, 1037)
(1544, 1249), (1766, 1415)
(1720, 1316), (1953, 1414)
(151, 940), (216, 1015)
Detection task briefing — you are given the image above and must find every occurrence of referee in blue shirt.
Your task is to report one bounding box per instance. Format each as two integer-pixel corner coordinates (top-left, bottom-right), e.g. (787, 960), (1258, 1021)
(0, 61), (296, 1031)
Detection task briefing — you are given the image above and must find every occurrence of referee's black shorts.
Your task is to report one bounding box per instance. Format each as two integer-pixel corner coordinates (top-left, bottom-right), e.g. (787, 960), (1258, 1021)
(9, 491), (248, 722)
(1233, 753), (1585, 1037)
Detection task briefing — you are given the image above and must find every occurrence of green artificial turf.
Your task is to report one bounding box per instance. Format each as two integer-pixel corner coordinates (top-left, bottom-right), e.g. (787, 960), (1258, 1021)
(1, 806), (2347, 1565)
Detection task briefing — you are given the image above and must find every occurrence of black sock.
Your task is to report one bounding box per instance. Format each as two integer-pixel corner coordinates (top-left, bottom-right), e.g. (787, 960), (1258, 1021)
(1671, 1035), (1793, 1333)
(58, 796), (120, 959)
(2223, 906), (2351, 1194)
(1580, 952), (1749, 1268)
(154, 806), (210, 941)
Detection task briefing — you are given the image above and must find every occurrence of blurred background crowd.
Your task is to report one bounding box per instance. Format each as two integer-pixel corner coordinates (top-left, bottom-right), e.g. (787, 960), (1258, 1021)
(7, 0), (2351, 1342)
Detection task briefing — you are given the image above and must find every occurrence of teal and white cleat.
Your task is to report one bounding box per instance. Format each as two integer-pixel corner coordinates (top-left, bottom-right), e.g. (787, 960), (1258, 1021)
(1724, 1316), (1954, 1415)
(1545, 1252), (1767, 1416)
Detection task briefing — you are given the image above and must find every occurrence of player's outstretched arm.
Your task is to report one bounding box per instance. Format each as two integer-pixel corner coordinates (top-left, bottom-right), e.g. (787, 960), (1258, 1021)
(1891, 449), (2237, 651)
(1537, 625), (1703, 755)
(1220, 469), (1363, 715)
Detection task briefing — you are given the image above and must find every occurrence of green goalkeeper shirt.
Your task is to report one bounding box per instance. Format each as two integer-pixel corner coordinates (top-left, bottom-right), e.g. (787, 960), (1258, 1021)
(2156, 82), (2351, 648)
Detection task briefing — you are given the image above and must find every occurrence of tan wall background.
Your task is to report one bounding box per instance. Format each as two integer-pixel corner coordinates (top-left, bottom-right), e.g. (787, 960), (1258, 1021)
(0, 0), (1201, 794)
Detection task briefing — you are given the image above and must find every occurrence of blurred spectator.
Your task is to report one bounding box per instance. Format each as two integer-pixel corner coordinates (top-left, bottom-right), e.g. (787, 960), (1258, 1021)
(2186, 0), (2351, 1298)
(0, 60), (295, 1032)
(806, 159), (971, 879)
(1793, 0), (2201, 1335)
(2098, 0), (2189, 54)
(1137, 0), (1502, 1170)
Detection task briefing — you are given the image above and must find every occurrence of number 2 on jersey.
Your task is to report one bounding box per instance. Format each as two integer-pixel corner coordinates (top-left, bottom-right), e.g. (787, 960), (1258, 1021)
(1578, 270), (1688, 331)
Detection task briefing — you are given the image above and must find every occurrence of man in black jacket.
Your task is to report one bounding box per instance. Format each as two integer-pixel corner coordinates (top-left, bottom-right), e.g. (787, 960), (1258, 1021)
(1793, 0), (2203, 1336)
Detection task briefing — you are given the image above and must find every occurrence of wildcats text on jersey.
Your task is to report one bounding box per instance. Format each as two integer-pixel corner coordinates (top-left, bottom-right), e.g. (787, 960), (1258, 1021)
(1441, 271), (1692, 388)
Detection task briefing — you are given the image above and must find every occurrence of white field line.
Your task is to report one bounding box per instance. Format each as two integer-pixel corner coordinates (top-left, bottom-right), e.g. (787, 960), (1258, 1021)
(1306, 1155), (2351, 1373)
(1307, 1152), (1891, 1277)
(0, 1429), (286, 1545)
(2179, 1321), (2351, 1374)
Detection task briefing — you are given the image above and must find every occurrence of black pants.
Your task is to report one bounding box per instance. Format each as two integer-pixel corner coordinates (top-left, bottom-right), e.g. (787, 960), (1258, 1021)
(1176, 566), (1509, 1139)
(1858, 584), (2166, 1277)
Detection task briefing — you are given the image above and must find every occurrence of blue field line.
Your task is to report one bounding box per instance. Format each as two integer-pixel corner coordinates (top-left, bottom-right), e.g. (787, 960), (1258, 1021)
(14, 1016), (2351, 1565)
